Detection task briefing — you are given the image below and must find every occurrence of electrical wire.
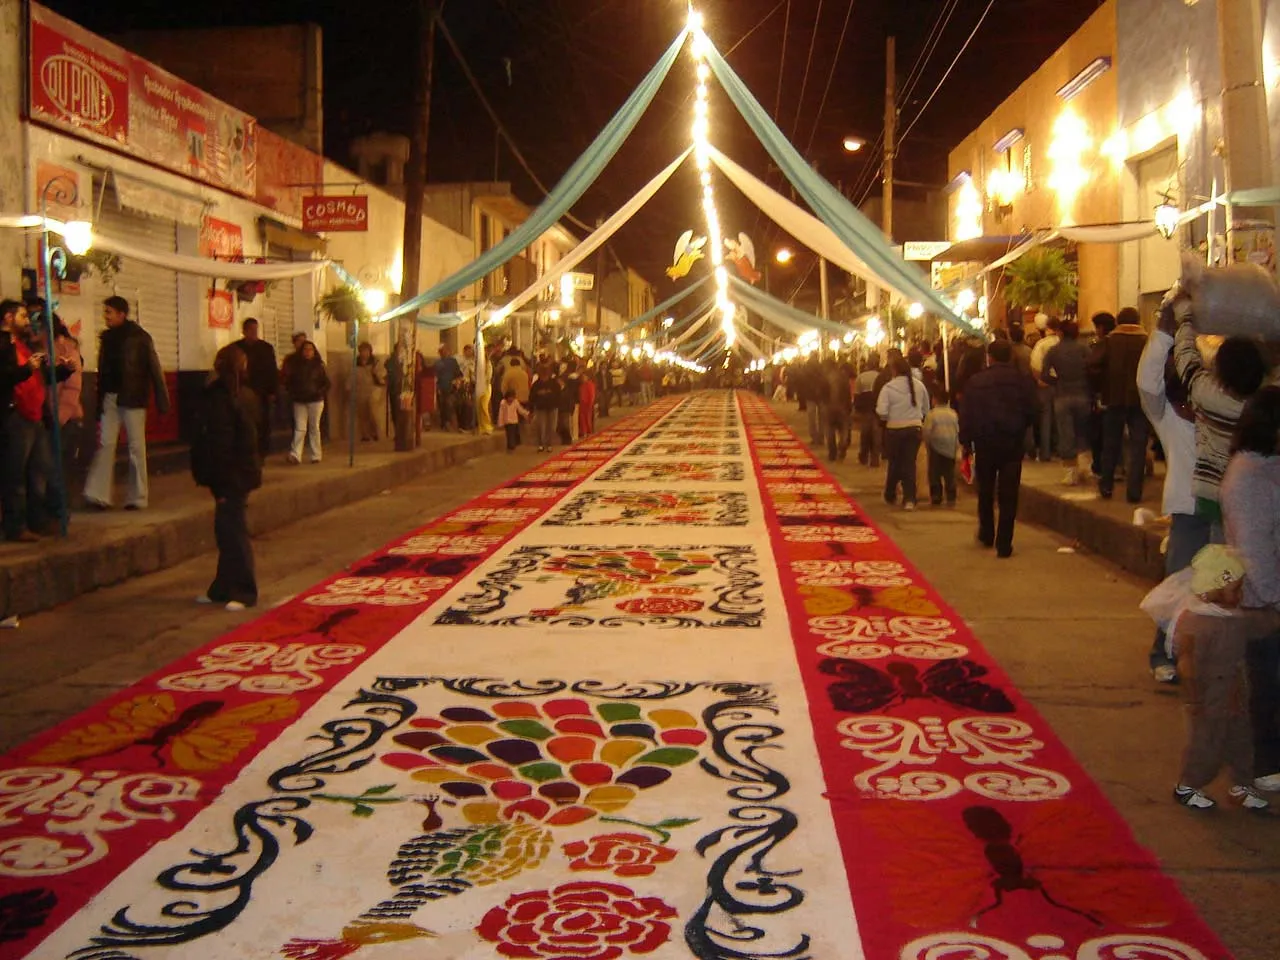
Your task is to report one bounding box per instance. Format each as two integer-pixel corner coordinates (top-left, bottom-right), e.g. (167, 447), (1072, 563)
(773, 0), (792, 122)
(435, 14), (596, 232)
(845, 0), (958, 204)
(898, 0), (997, 145)
(803, 0), (856, 156)
(788, 0), (825, 142)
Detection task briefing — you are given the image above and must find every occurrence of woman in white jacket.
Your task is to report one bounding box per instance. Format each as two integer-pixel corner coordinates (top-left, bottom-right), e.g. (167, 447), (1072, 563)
(876, 357), (929, 509)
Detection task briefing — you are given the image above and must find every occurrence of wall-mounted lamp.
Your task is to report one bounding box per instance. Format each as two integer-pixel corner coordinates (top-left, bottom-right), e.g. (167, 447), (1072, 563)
(1154, 192), (1180, 240)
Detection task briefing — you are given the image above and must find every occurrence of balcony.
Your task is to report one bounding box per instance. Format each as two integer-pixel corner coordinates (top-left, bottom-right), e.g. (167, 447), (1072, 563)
(483, 254), (538, 303)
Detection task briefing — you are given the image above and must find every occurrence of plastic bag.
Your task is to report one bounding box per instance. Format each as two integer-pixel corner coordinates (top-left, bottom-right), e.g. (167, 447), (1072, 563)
(959, 451), (974, 485)
(1139, 567), (1193, 633)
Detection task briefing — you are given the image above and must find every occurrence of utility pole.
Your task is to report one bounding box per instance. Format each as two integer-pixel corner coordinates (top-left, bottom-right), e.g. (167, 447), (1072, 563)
(1218, 0), (1274, 264)
(593, 220), (604, 346)
(882, 35), (896, 242)
(396, 0), (440, 451)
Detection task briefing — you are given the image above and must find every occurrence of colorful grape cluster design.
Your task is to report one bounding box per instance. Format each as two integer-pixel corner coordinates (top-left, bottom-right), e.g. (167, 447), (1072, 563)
(380, 699), (706, 827)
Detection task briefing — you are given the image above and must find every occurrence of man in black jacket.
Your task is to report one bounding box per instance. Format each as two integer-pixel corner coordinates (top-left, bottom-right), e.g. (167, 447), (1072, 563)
(959, 339), (1038, 558)
(233, 317), (278, 460)
(83, 296), (170, 510)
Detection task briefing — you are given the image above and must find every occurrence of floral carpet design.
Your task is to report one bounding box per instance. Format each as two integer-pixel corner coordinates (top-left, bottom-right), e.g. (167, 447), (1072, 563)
(542, 491), (749, 527)
(0, 393), (1236, 960)
(594, 460), (745, 484)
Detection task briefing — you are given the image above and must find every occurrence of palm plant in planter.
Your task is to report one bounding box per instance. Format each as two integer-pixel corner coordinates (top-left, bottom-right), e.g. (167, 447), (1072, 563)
(316, 284), (370, 325)
(1004, 247), (1078, 317)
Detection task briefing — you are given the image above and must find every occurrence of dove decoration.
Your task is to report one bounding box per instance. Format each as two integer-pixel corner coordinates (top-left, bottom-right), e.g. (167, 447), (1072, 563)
(667, 230), (707, 280)
(724, 233), (762, 285)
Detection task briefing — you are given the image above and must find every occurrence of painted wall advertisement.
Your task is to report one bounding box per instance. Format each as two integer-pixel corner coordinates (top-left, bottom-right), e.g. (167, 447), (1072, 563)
(29, 3), (256, 197)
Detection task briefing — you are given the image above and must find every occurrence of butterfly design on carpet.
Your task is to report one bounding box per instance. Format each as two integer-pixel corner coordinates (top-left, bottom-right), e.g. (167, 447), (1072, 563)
(27, 693), (299, 772)
(859, 802), (1174, 930)
(818, 658), (1015, 714)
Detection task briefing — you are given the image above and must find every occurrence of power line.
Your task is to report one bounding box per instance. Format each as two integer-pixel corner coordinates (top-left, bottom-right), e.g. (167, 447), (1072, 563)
(773, 0), (792, 122)
(847, 0), (959, 204)
(788, 0), (825, 142)
(898, 0), (997, 145)
(804, 0), (856, 156)
(900, 0), (960, 103)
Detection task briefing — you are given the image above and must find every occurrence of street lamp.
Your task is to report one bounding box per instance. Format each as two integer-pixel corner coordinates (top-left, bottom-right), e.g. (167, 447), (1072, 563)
(774, 248), (794, 265)
(40, 176), (93, 538)
(842, 136), (865, 153)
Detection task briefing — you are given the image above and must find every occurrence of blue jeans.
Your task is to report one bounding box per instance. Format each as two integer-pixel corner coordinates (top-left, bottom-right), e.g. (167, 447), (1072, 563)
(1036, 385), (1055, 461)
(1100, 404), (1150, 502)
(1150, 512), (1216, 670)
(2, 411), (57, 539)
(1054, 392), (1091, 461)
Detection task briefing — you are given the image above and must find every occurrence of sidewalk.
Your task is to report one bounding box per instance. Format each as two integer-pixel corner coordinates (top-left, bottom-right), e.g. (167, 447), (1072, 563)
(0, 428), (506, 619)
(768, 399), (1167, 581)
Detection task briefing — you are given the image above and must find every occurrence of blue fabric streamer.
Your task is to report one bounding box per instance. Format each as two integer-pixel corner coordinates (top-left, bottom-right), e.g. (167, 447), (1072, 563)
(703, 42), (974, 334)
(616, 275), (711, 335)
(378, 30), (688, 324)
(729, 277), (850, 336)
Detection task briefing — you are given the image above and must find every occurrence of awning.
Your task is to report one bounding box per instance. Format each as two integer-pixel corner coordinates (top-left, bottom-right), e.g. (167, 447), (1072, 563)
(931, 235), (1033, 264)
(260, 217), (328, 254)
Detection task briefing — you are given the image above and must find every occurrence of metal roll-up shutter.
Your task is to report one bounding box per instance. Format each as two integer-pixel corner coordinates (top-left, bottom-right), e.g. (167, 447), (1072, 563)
(96, 188), (180, 371)
(263, 273), (296, 358)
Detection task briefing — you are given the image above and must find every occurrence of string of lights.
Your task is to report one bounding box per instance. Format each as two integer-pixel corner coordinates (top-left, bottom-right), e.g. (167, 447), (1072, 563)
(688, 10), (736, 354)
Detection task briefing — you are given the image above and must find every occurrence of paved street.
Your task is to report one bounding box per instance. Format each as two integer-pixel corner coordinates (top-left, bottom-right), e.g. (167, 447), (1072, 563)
(0, 393), (1275, 960)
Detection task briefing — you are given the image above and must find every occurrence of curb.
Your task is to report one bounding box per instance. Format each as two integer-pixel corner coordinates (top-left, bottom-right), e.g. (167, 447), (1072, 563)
(1018, 485), (1166, 582)
(0, 432), (507, 619)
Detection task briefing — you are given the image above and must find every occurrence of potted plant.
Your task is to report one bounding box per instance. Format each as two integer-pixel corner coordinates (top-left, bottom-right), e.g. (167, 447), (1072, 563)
(1004, 247), (1078, 317)
(62, 249), (122, 284)
(316, 284), (369, 324)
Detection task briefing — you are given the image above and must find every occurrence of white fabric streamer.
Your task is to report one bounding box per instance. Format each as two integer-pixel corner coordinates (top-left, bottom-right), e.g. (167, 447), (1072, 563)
(496, 149), (692, 321)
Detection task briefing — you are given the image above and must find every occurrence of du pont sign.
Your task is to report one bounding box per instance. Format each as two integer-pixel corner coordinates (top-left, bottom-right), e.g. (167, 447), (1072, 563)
(29, 3), (257, 197)
(303, 195), (369, 233)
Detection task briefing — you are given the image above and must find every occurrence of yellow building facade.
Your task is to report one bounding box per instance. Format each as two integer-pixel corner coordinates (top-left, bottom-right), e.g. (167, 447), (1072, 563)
(947, 1), (1121, 325)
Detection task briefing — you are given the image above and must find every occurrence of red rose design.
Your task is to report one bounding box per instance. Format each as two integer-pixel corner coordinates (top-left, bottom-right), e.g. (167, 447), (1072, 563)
(477, 881), (676, 960)
(563, 833), (678, 877)
(614, 597), (704, 616)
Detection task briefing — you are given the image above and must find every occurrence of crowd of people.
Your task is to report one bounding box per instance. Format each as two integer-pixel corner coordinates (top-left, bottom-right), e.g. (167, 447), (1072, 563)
(766, 292), (1280, 813)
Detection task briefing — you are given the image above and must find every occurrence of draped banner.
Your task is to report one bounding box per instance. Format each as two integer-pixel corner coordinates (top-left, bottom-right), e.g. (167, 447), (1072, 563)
(380, 30), (689, 324)
(498, 149), (692, 321)
(702, 41), (966, 330)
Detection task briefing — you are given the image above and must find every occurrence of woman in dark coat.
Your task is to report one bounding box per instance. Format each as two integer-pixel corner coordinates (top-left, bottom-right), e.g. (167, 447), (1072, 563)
(192, 345), (263, 610)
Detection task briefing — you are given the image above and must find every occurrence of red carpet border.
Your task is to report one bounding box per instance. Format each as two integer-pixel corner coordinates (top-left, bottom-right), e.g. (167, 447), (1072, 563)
(0, 400), (681, 958)
(739, 392), (1229, 960)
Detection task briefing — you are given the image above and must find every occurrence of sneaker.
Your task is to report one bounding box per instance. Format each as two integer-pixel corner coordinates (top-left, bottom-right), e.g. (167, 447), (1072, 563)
(1153, 664), (1178, 684)
(1253, 773), (1280, 792)
(196, 595), (215, 605)
(903, 502), (915, 512)
(1174, 785), (1215, 809)
(286, 454), (300, 465)
(225, 601), (248, 612)
(1228, 785), (1270, 810)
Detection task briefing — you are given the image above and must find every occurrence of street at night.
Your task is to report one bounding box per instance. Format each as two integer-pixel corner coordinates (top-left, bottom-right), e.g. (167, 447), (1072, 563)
(2, 2), (1280, 959)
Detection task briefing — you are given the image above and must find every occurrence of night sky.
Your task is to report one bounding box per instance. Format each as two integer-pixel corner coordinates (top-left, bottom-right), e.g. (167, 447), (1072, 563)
(43, 0), (1102, 288)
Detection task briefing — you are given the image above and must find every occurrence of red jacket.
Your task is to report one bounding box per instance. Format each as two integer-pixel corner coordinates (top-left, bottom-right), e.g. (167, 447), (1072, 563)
(12, 339), (45, 423)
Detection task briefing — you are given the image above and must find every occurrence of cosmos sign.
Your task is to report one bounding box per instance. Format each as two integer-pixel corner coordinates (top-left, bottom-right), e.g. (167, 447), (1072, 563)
(303, 195), (370, 233)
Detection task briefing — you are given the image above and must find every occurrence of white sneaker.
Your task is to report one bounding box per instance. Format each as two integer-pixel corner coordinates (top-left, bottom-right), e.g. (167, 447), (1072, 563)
(1173, 785), (1215, 809)
(225, 601), (247, 612)
(1153, 665), (1178, 684)
(1229, 785), (1270, 810)
(903, 502), (915, 512)
(1253, 772), (1280, 792)
(195, 595), (214, 605)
